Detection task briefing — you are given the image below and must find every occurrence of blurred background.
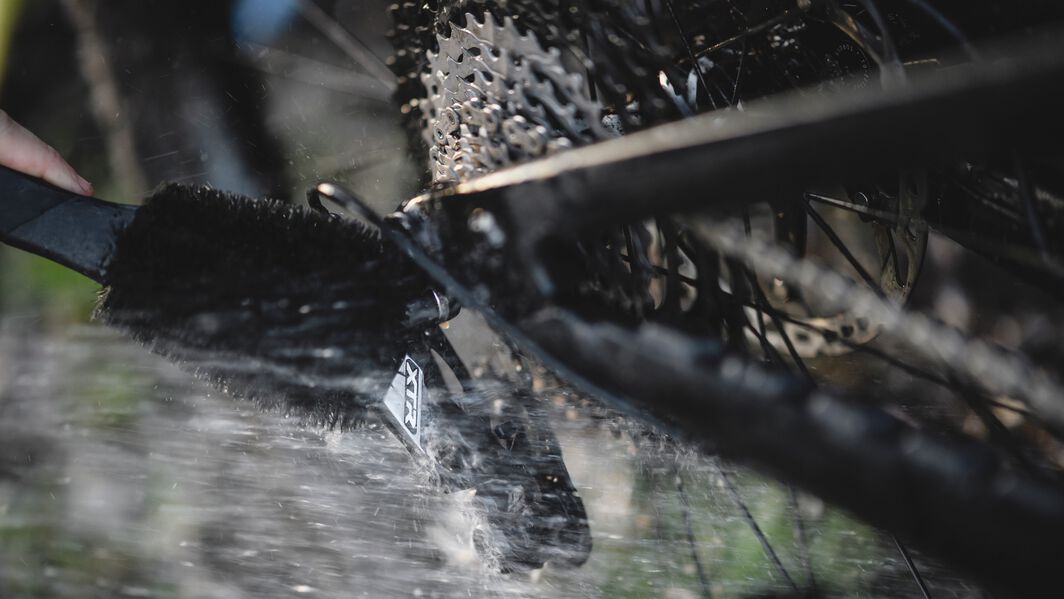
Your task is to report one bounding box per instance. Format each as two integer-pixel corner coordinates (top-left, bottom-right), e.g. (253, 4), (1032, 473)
(0, 2), (994, 597)
(0, 0), (414, 326)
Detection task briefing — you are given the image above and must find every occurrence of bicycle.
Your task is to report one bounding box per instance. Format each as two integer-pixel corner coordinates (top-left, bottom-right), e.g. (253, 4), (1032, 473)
(42, 0), (1064, 596)
(339, 1), (1064, 595)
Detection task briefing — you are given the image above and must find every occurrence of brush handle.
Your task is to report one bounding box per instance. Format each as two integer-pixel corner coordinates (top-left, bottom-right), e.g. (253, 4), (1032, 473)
(0, 165), (137, 282)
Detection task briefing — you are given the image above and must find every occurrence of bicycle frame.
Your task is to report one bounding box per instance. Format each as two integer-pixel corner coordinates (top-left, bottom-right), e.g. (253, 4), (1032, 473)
(312, 29), (1064, 595)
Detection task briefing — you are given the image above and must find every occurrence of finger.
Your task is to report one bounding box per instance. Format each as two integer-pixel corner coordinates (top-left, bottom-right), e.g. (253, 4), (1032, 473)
(0, 110), (94, 196)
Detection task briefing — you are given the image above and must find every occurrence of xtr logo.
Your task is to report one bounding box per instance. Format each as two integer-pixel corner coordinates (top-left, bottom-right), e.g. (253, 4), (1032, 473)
(401, 357), (421, 435)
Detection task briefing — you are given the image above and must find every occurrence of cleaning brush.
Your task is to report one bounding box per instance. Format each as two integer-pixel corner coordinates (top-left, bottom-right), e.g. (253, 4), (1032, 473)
(0, 164), (594, 571)
(0, 164), (434, 427)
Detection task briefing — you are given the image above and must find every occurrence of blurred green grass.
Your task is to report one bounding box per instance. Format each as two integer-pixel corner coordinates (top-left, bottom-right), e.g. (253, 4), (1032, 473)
(0, 0), (106, 328)
(0, 0), (22, 95)
(0, 248), (100, 325)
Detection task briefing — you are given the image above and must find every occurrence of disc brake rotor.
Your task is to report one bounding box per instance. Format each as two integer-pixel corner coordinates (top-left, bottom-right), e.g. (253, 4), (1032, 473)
(742, 174), (928, 357)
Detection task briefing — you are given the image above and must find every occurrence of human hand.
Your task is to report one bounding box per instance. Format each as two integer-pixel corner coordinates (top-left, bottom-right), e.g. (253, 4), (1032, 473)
(0, 110), (94, 196)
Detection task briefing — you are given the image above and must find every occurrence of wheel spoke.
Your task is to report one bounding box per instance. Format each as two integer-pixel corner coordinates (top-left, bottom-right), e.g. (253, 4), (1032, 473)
(665, 0), (713, 112)
(716, 462), (800, 592)
(623, 226), (656, 314)
(732, 295), (1046, 434)
(675, 468), (714, 598)
(241, 42), (394, 101)
(1014, 152), (1052, 263)
(295, 0), (397, 88)
(694, 10), (801, 59)
(893, 535), (935, 599)
(731, 40), (747, 106)
(949, 374), (1047, 476)
(618, 252), (700, 286)
(742, 212), (788, 364)
(805, 191), (910, 226)
(903, 0), (980, 60)
(884, 229), (907, 288)
(742, 262), (814, 380)
(803, 198), (887, 298)
(789, 487), (817, 591)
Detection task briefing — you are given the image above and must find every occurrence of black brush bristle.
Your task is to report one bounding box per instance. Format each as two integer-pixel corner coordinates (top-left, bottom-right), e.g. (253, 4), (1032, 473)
(97, 184), (430, 427)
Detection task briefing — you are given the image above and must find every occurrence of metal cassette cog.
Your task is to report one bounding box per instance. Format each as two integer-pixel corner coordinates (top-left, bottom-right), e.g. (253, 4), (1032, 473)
(421, 12), (614, 184)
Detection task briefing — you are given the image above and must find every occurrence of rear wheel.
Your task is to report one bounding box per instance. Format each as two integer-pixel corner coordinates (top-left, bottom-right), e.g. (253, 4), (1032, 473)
(389, 0), (1064, 593)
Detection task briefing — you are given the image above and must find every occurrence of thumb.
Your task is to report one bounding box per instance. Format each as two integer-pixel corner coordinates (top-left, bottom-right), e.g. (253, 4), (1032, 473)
(0, 110), (94, 196)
